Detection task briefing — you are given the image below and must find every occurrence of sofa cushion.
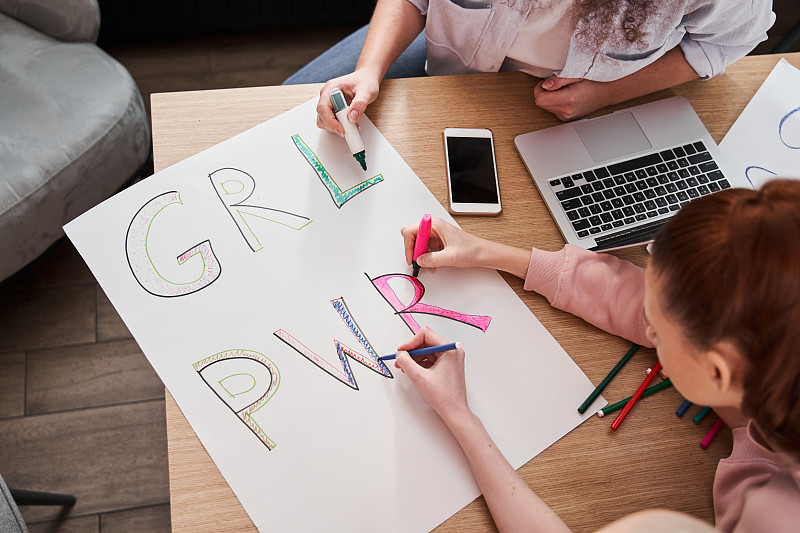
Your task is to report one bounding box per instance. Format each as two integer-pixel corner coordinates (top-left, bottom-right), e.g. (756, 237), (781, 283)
(0, 0), (100, 42)
(0, 12), (150, 281)
(0, 475), (25, 533)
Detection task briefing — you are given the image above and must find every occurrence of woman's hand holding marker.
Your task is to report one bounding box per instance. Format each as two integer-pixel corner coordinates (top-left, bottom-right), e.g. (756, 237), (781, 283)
(316, 70), (380, 136)
(400, 217), (531, 279)
(401, 217), (489, 271)
(394, 327), (469, 424)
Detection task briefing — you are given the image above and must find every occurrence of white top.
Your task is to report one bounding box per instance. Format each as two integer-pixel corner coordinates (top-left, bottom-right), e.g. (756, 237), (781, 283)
(502, 0), (576, 78)
(409, 0), (775, 82)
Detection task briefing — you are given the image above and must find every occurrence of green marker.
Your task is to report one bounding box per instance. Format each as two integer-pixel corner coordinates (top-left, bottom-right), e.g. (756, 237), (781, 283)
(693, 406), (713, 424)
(329, 87), (367, 171)
(596, 378), (673, 417)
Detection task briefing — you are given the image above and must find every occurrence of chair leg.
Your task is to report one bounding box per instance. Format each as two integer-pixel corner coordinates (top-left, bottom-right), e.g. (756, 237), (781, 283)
(9, 488), (76, 506)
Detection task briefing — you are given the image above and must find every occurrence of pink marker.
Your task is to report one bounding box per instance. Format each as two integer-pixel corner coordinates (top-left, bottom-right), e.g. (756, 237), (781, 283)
(412, 214), (432, 277)
(700, 417), (725, 449)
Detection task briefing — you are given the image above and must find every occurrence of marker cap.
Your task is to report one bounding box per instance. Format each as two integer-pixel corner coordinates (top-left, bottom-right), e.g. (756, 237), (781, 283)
(330, 89), (347, 114)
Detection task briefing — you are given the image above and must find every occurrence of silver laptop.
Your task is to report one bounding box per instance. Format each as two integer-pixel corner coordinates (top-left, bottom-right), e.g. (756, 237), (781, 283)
(515, 96), (749, 251)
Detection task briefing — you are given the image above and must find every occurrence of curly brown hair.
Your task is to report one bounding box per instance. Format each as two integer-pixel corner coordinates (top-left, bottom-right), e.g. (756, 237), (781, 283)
(571, 0), (661, 49)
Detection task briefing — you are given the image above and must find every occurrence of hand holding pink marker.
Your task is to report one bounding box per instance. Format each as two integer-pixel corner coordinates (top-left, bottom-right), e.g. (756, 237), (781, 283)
(411, 214), (432, 277)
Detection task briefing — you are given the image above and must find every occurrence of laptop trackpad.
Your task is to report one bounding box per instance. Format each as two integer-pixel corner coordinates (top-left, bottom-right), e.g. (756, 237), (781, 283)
(574, 111), (651, 163)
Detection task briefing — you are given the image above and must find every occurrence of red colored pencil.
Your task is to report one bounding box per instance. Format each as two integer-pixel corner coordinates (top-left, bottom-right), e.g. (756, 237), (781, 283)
(610, 361), (662, 431)
(701, 417), (725, 449)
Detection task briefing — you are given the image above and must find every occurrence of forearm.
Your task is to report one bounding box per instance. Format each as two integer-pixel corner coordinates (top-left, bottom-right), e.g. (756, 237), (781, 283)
(600, 46), (698, 106)
(474, 239), (532, 279)
(523, 246), (653, 347)
(444, 411), (572, 533)
(356, 0), (426, 79)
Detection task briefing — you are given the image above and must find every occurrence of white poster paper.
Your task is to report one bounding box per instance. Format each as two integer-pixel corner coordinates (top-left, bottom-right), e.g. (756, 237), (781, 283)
(719, 58), (800, 188)
(65, 98), (601, 532)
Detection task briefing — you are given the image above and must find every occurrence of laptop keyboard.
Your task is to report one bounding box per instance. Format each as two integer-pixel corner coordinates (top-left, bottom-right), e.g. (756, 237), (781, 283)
(548, 141), (731, 239)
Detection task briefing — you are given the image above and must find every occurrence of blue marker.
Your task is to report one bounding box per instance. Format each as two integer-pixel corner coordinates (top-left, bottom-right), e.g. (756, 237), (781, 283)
(378, 342), (461, 361)
(676, 399), (692, 417)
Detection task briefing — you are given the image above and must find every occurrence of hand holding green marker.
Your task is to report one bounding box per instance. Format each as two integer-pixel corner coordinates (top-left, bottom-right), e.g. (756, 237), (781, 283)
(329, 87), (367, 171)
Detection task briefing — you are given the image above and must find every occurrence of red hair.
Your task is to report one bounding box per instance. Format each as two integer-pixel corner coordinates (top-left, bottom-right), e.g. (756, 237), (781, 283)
(650, 179), (800, 456)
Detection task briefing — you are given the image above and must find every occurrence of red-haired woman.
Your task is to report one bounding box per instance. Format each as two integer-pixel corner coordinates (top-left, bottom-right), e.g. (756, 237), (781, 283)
(396, 179), (800, 532)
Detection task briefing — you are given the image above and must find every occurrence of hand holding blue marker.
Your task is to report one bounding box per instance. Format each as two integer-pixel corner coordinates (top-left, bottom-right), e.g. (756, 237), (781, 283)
(329, 87), (367, 171)
(378, 342), (461, 361)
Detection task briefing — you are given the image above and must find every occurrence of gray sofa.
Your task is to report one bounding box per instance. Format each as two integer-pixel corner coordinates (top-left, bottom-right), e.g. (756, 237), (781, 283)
(0, 474), (25, 533)
(0, 0), (150, 282)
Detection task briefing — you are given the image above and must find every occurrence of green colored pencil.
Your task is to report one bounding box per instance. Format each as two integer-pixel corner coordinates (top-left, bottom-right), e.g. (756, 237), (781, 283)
(596, 378), (673, 417)
(693, 406), (713, 424)
(578, 344), (640, 414)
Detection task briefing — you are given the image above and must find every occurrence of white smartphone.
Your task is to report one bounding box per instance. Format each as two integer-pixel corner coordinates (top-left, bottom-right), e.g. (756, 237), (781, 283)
(443, 128), (502, 215)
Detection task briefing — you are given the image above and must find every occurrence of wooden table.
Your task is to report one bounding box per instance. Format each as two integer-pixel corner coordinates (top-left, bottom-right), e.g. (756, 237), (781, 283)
(152, 52), (800, 532)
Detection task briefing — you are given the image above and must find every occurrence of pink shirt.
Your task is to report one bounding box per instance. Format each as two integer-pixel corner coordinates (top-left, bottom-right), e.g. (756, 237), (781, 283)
(524, 244), (800, 532)
(714, 424), (800, 533)
(523, 244), (652, 348)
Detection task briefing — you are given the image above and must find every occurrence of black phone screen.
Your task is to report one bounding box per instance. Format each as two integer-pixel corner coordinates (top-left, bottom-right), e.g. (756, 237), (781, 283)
(446, 136), (499, 204)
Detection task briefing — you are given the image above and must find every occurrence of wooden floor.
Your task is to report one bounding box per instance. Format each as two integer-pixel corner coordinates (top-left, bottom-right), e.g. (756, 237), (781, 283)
(0, 26), (356, 533)
(104, 26), (361, 121)
(1, 7), (798, 531)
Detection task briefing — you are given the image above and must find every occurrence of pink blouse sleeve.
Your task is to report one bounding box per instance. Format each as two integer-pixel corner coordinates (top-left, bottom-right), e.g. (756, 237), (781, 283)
(523, 244), (652, 348)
